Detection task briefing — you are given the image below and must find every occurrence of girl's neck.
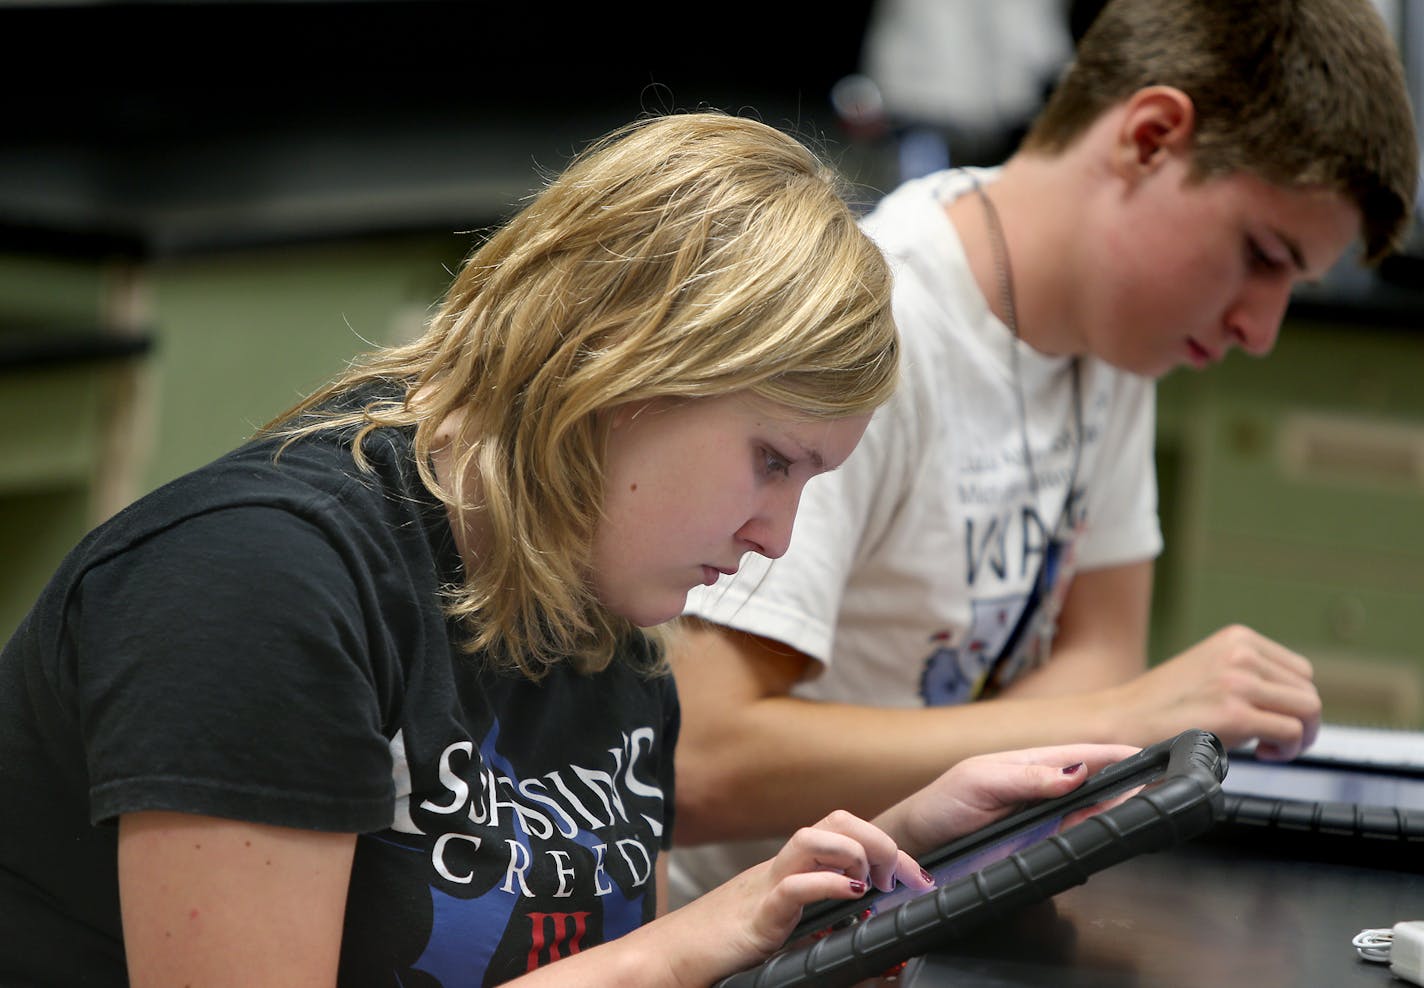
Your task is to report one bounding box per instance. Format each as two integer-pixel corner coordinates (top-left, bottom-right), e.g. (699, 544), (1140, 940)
(426, 408), (489, 572)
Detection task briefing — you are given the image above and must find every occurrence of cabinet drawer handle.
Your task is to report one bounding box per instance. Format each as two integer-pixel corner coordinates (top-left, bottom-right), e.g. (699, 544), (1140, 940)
(1279, 413), (1424, 489)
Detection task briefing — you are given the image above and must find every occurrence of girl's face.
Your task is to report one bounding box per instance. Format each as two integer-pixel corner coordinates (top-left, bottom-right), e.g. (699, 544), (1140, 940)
(592, 394), (871, 627)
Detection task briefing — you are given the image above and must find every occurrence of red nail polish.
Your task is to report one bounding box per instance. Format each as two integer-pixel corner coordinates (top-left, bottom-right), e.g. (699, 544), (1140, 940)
(1062, 762), (1085, 775)
(849, 879), (866, 894)
(920, 867), (934, 884)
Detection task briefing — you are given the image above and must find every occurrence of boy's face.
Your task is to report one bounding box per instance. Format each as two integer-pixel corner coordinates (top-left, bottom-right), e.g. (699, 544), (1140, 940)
(1083, 159), (1360, 379)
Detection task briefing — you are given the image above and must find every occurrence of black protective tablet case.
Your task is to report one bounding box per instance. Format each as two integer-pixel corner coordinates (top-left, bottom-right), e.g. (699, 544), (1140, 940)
(715, 730), (1227, 988)
(1214, 755), (1424, 867)
(1223, 789), (1424, 840)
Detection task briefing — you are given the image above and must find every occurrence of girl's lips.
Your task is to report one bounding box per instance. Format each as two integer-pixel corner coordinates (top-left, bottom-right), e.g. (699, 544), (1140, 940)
(701, 564), (738, 586)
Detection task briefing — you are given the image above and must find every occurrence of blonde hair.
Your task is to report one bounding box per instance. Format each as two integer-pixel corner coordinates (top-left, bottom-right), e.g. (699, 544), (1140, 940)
(1023, 0), (1419, 261)
(265, 112), (898, 679)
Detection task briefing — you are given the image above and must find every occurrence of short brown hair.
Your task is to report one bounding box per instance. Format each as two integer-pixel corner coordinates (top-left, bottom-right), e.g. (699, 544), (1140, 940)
(1023, 0), (1419, 261)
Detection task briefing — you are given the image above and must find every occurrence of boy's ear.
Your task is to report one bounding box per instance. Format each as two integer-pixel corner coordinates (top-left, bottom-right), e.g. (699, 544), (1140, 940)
(1114, 86), (1195, 177)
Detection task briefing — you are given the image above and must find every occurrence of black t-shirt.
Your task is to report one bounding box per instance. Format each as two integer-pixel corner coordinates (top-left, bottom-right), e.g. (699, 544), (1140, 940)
(0, 413), (679, 987)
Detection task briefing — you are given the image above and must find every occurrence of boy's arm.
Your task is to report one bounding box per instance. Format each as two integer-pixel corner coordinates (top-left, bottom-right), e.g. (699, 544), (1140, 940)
(994, 560), (1155, 700)
(668, 621), (1130, 845)
(670, 558), (1321, 844)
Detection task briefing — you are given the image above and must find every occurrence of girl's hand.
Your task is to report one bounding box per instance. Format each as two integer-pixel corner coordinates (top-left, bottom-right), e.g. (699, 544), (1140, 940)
(523, 747), (1139, 986)
(875, 743), (1140, 858)
(641, 810), (932, 985)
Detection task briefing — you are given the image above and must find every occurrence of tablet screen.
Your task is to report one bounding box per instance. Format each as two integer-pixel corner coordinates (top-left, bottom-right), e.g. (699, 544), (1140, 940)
(790, 742), (1178, 943)
(868, 815), (1063, 916)
(1223, 758), (1424, 811)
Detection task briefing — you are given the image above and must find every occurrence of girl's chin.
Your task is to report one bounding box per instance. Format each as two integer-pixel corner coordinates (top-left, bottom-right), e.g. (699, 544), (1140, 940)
(608, 594), (688, 630)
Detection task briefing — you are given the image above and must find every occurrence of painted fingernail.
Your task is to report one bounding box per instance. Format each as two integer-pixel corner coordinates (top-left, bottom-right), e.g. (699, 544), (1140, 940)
(1062, 762), (1086, 775)
(920, 867), (934, 884)
(849, 879), (866, 894)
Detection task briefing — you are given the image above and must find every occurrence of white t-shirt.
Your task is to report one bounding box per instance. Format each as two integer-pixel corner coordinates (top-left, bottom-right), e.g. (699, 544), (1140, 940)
(669, 168), (1163, 904)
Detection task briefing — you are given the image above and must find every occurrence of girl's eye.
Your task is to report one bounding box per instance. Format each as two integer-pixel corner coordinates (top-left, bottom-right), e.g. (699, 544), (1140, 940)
(761, 447), (792, 478)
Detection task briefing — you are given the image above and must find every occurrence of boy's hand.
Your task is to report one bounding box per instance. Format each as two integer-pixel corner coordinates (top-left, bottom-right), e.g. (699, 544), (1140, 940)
(1113, 624), (1320, 759)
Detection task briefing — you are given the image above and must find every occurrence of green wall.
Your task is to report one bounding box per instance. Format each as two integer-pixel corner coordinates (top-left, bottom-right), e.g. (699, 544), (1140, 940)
(0, 233), (467, 638)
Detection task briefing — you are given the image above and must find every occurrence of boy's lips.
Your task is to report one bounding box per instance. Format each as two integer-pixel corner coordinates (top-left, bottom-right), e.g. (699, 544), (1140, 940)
(1185, 337), (1220, 367)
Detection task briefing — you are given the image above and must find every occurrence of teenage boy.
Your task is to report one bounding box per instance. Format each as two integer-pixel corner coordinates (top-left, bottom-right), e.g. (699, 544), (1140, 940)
(667, 0), (1420, 903)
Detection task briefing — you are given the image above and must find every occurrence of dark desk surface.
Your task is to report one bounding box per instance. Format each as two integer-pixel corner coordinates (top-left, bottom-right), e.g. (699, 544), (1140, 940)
(902, 836), (1421, 987)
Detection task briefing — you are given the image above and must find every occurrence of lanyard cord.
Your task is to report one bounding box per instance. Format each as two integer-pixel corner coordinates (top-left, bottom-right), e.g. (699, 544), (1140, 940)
(967, 171), (1084, 541)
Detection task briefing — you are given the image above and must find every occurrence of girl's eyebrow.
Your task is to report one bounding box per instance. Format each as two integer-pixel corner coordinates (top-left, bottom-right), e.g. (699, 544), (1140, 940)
(789, 440), (824, 471)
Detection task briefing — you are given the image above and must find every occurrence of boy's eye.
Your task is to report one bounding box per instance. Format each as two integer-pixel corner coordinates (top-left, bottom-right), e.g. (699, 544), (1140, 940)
(761, 447), (792, 478)
(1247, 237), (1284, 273)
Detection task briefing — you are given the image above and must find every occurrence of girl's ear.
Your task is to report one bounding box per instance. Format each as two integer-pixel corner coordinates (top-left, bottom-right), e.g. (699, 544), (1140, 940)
(604, 399), (657, 433)
(1113, 85), (1196, 178)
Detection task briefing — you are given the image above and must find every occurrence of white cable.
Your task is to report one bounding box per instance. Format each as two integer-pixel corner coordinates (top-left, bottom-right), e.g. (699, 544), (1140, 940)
(1353, 927), (1394, 963)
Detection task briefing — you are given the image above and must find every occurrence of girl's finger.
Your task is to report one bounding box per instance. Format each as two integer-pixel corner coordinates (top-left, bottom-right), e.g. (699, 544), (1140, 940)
(802, 810), (904, 891)
(891, 849), (935, 892)
(774, 826), (869, 884)
(978, 743), (1140, 772)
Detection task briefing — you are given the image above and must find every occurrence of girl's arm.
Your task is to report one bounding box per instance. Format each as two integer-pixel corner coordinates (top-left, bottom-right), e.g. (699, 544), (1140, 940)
(119, 809), (921, 988)
(517, 810), (931, 987)
(119, 812), (356, 987)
